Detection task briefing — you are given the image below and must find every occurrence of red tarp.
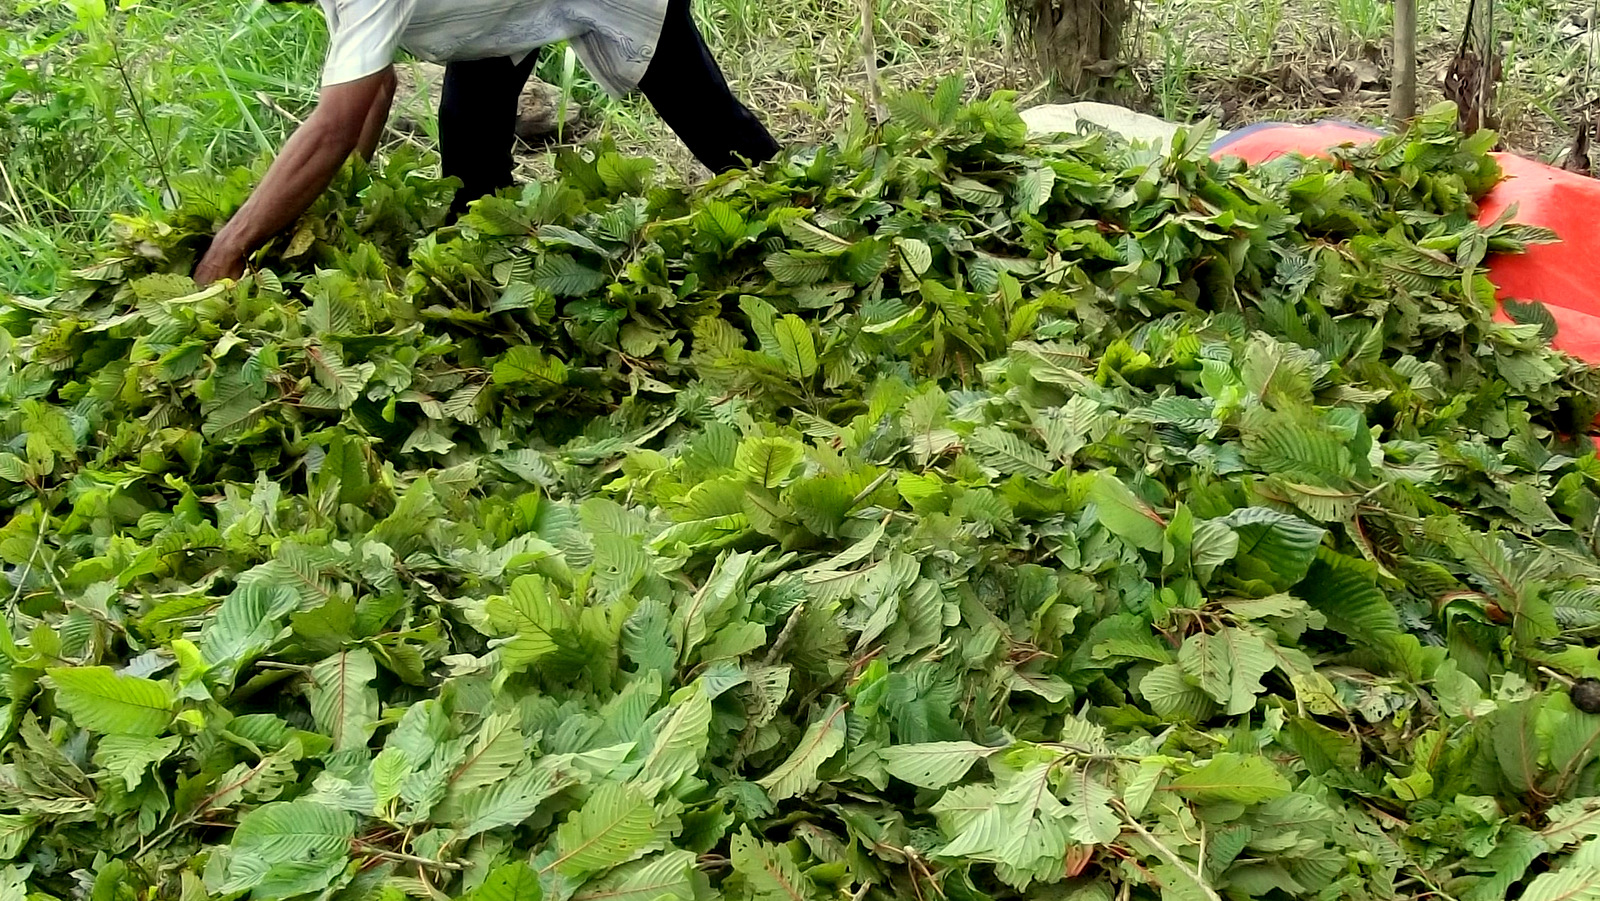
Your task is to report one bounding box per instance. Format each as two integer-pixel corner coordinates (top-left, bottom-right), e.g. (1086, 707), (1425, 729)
(1211, 122), (1600, 445)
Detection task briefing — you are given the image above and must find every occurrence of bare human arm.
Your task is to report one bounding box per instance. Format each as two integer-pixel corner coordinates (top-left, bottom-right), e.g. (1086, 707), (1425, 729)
(357, 67), (398, 161)
(195, 66), (398, 285)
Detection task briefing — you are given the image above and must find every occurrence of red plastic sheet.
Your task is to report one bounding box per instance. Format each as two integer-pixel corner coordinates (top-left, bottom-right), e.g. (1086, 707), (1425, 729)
(1210, 123), (1600, 447)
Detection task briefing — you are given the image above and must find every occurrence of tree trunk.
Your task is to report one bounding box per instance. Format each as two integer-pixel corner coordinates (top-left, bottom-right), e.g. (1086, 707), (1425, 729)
(1010, 0), (1130, 98)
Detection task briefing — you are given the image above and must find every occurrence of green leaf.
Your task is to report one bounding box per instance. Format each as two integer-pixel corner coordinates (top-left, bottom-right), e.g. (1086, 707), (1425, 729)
(531, 254), (606, 297)
(730, 828), (816, 901)
(487, 575), (580, 672)
(0, 816), (34, 862)
(881, 742), (995, 788)
(696, 201), (747, 248)
(1014, 165), (1056, 216)
(546, 781), (658, 880)
(48, 667), (173, 736)
(199, 582), (294, 681)
(772, 315), (818, 379)
(572, 850), (696, 901)
(1169, 753), (1291, 803)
(1223, 506), (1326, 588)
(305, 344), (374, 410)
(1461, 827), (1549, 901)
(218, 801), (354, 897)
(970, 427), (1055, 480)
(766, 251), (834, 286)
(1139, 664), (1214, 722)
(1545, 798), (1600, 846)
(635, 684), (714, 789)
(1493, 697), (1545, 795)
(494, 345), (570, 386)
(1178, 628), (1276, 715)
(1503, 298), (1559, 343)
(736, 438), (803, 489)
(757, 701), (848, 801)
(1063, 764), (1120, 845)
(1090, 472), (1165, 551)
(455, 766), (570, 839)
(1298, 549), (1400, 643)
(1517, 867), (1600, 901)
(92, 734), (181, 790)
(308, 649), (379, 753)
(841, 238), (891, 285)
(469, 863), (542, 901)
(445, 710), (527, 797)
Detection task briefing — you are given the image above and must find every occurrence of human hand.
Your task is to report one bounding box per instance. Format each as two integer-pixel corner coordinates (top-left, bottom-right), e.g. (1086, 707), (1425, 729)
(195, 239), (246, 286)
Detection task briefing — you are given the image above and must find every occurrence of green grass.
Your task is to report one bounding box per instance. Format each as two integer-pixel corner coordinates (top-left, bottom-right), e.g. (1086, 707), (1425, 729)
(0, 0), (1592, 297)
(0, 0), (322, 294)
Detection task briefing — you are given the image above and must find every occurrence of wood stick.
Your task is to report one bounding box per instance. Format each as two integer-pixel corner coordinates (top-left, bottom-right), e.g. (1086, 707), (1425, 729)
(859, 0), (885, 120)
(1391, 0), (1418, 123)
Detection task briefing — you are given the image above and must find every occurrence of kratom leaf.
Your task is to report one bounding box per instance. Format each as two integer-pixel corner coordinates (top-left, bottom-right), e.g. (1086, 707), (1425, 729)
(0, 817), (36, 862)
(494, 346), (570, 386)
(92, 734), (181, 790)
(444, 711), (526, 796)
(970, 427), (1055, 480)
(488, 575), (579, 671)
(1516, 867), (1600, 901)
(757, 701), (848, 800)
(634, 684), (713, 788)
(1064, 764), (1120, 845)
(546, 781), (658, 879)
(766, 251), (833, 286)
(531, 254), (606, 297)
(772, 315), (818, 379)
(308, 649), (379, 753)
(1224, 506), (1326, 588)
(1090, 472), (1165, 551)
(48, 667), (173, 737)
(730, 828), (816, 901)
(469, 863), (542, 901)
(455, 766), (568, 839)
(572, 850), (696, 901)
(736, 438), (803, 489)
(1298, 549), (1400, 642)
(218, 801), (354, 896)
(1169, 753), (1292, 803)
(881, 742), (995, 788)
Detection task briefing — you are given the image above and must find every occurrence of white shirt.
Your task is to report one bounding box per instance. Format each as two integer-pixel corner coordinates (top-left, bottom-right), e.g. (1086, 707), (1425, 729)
(314, 0), (668, 97)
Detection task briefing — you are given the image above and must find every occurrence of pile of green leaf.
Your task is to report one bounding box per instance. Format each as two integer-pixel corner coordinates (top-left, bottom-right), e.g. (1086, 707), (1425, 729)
(7, 85), (1600, 901)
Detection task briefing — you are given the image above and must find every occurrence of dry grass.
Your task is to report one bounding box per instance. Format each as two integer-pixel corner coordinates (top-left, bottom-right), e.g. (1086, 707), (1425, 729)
(1122, 0), (1600, 160)
(507, 0), (1035, 181)
(507, 0), (1600, 174)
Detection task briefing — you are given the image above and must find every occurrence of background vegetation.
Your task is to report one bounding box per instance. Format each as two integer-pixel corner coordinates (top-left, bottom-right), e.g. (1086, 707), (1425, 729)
(2, 0), (1597, 295)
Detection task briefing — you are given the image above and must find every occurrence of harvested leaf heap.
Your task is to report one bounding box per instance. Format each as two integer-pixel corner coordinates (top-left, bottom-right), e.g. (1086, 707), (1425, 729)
(4, 87), (1600, 901)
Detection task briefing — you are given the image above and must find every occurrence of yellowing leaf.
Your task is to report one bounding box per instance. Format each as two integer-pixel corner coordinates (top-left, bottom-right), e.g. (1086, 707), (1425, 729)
(1169, 753), (1291, 803)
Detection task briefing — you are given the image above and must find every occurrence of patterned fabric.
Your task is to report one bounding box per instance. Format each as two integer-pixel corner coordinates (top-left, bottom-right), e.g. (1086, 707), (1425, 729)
(314, 0), (668, 97)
